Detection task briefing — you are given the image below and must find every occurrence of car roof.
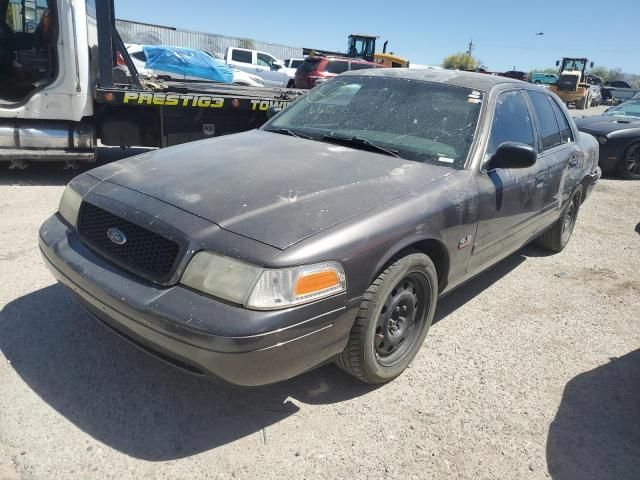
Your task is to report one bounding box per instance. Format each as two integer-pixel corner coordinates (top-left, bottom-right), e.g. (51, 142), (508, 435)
(342, 68), (525, 92)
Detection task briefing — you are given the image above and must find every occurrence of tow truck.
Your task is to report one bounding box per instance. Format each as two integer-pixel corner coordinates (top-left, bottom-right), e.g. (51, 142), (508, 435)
(0, 0), (303, 169)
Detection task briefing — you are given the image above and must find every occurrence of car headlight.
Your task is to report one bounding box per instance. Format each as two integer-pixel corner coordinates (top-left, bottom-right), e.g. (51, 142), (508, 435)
(58, 185), (83, 227)
(181, 252), (346, 310)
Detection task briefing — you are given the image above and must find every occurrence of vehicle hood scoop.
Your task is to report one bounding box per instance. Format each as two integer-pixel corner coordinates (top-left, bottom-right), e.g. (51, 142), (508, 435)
(89, 130), (452, 249)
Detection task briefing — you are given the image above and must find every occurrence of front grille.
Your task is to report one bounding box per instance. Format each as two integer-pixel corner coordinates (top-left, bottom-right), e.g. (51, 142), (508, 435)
(557, 75), (579, 91)
(77, 202), (181, 281)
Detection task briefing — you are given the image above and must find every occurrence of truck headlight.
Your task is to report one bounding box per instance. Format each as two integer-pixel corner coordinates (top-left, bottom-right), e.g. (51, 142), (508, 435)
(58, 185), (83, 227)
(181, 253), (346, 310)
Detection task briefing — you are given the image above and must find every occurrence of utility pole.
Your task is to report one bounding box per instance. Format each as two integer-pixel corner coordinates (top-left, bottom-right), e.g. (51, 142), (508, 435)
(466, 39), (474, 57)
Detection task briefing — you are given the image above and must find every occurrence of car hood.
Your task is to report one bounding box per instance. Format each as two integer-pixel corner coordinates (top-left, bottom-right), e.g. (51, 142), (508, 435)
(575, 115), (640, 135)
(89, 130), (453, 250)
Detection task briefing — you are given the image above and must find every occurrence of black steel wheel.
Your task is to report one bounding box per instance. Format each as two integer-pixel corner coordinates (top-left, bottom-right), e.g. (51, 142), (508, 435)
(536, 186), (582, 253)
(336, 251), (438, 384)
(373, 273), (429, 367)
(618, 142), (640, 180)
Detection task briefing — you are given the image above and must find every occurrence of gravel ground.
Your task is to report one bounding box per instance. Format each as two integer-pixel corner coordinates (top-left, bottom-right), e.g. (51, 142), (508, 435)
(1, 104), (639, 480)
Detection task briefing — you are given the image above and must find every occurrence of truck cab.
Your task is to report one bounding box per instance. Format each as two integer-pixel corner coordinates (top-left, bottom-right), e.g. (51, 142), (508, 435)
(0, 0), (303, 168)
(225, 47), (293, 88)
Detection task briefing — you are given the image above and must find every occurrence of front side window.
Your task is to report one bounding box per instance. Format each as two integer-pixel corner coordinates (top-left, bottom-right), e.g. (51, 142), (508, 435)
(257, 53), (276, 68)
(548, 97), (574, 144)
(487, 91), (535, 157)
(265, 76), (483, 169)
(527, 91), (561, 151)
(231, 49), (252, 64)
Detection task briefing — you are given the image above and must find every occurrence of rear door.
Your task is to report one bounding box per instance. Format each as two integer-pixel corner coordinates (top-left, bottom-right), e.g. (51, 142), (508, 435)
(525, 90), (579, 226)
(227, 48), (255, 75)
(470, 89), (548, 273)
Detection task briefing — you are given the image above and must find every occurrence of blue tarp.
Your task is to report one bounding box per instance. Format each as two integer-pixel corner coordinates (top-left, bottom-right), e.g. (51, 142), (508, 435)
(143, 45), (234, 84)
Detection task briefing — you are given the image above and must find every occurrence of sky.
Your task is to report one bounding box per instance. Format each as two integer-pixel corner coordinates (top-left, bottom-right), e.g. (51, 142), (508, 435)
(115, 0), (640, 74)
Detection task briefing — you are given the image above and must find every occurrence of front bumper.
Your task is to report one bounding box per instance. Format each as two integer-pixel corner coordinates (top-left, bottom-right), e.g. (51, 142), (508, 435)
(39, 214), (358, 386)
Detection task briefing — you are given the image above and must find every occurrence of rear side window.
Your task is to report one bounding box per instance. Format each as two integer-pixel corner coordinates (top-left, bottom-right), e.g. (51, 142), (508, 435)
(297, 58), (322, 73)
(548, 98), (574, 144)
(231, 49), (252, 64)
(527, 91), (561, 151)
(349, 63), (374, 71)
(290, 59), (303, 69)
(326, 61), (349, 74)
(488, 91), (535, 157)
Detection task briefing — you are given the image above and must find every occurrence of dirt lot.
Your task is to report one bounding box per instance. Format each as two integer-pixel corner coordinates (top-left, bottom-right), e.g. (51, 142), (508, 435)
(1, 106), (639, 480)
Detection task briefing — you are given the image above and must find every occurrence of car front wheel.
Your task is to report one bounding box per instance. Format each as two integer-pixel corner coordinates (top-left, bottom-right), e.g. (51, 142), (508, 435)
(618, 142), (640, 180)
(336, 252), (438, 384)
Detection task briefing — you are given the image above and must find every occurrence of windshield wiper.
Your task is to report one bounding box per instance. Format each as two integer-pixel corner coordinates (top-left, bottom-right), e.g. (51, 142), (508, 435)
(321, 134), (401, 158)
(264, 128), (313, 140)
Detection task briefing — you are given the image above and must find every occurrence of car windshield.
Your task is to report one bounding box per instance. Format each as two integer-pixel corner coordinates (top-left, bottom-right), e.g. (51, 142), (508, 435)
(263, 76), (483, 169)
(604, 100), (640, 119)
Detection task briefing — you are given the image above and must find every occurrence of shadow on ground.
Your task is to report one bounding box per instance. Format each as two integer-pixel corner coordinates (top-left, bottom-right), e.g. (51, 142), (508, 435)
(547, 350), (640, 480)
(0, 249), (530, 460)
(0, 148), (151, 186)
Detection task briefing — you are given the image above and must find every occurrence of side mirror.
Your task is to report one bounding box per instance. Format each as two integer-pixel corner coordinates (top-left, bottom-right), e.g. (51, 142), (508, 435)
(271, 62), (283, 71)
(486, 142), (537, 170)
(590, 62), (594, 68)
(266, 105), (282, 119)
(556, 60), (560, 67)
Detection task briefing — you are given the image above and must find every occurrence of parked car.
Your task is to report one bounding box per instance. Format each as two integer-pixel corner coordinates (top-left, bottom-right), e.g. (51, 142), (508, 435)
(500, 70), (528, 82)
(602, 80), (640, 104)
(294, 56), (380, 89)
(284, 58), (305, 70)
(40, 70), (600, 386)
(126, 44), (233, 84)
(575, 98), (640, 179)
(585, 74), (603, 107)
(126, 44), (265, 87)
(531, 72), (559, 85)
(225, 47), (294, 87)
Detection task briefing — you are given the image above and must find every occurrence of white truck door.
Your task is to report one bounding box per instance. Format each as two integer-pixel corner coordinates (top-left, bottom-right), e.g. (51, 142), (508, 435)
(255, 52), (285, 87)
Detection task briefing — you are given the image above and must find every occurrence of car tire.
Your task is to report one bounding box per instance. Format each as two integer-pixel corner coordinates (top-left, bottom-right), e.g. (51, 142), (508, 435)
(617, 142), (640, 180)
(287, 80), (295, 88)
(336, 251), (438, 384)
(536, 186), (582, 252)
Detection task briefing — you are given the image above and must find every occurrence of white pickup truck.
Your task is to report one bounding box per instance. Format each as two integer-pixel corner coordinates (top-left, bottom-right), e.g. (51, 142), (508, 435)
(225, 47), (297, 88)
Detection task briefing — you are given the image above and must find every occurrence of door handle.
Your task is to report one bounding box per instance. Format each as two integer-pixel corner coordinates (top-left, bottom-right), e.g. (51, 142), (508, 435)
(535, 171), (548, 186)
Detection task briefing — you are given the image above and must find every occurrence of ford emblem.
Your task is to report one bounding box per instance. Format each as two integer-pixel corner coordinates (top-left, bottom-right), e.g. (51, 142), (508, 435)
(106, 227), (127, 246)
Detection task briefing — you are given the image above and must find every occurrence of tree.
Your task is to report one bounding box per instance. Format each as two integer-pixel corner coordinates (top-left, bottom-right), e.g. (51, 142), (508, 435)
(442, 52), (478, 71)
(6, 3), (16, 30)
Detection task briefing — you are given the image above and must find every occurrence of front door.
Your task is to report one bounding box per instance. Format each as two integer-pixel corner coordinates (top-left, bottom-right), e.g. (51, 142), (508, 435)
(469, 89), (549, 275)
(256, 52), (284, 87)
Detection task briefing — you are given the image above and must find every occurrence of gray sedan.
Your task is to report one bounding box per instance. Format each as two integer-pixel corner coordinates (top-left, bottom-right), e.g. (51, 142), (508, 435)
(40, 70), (601, 386)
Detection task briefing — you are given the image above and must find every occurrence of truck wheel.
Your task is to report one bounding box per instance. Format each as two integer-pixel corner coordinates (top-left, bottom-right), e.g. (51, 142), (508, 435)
(576, 96), (585, 110)
(617, 142), (640, 180)
(536, 186), (582, 252)
(287, 80), (295, 88)
(336, 252), (438, 384)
